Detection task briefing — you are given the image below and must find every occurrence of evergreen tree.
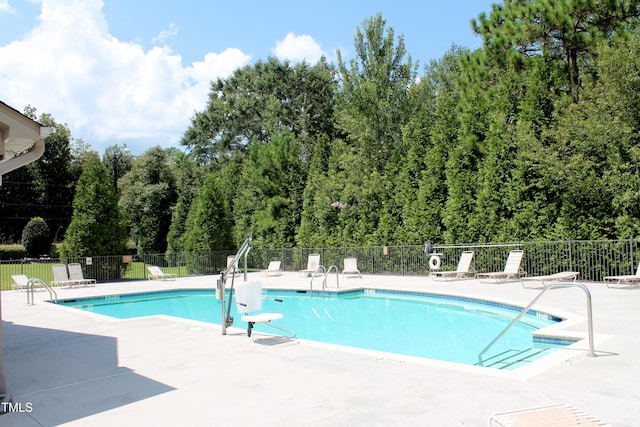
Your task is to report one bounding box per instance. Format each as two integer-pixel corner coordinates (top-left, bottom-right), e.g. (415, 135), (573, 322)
(297, 134), (333, 247)
(502, 57), (562, 240)
(399, 47), (467, 244)
(595, 33), (640, 237)
(183, 172), (233, 254)
(441, 47), (491, 243)
(166, 150), (203, 257)
(332, 13), (418, 243)
(119, 146), (177, 254)
(234, 132), (306, 247)
(297, 137), (381, 247)
(472, 0), (640, 102)
(60, 152), (127, 256)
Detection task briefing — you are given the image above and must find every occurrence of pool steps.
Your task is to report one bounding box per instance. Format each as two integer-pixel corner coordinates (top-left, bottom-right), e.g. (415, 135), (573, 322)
(477, 347), (551, 369)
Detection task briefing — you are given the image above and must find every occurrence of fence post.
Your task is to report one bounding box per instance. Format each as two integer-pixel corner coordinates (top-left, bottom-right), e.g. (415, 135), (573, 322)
(371, 247), (374, 275)
(568, 240), (573, 272)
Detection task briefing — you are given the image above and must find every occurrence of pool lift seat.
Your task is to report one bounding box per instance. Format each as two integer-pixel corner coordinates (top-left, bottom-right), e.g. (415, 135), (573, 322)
(234, 281), (295, 338)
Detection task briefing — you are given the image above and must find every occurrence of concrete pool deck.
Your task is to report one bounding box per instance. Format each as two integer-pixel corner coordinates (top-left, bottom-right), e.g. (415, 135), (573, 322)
(1, 272), (639, 426)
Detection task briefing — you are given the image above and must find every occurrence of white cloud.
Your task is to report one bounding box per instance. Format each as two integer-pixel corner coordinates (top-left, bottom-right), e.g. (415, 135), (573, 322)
(0, 0), (16, 14)
(272, 32), (325, 63)
(0, 0), (250, 154)
(152, 23), (179, 45)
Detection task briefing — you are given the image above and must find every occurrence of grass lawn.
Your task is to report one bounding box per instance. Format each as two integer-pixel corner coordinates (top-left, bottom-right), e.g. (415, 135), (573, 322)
(0, 261), (184, 291)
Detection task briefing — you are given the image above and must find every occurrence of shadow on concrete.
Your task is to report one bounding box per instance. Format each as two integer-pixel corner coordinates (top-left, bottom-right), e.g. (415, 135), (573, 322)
(2, 320), (175, 426)
(252, 335), (298, 347)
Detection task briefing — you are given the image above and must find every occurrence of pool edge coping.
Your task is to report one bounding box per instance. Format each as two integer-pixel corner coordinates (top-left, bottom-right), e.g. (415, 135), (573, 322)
(43, 284), (601, 379)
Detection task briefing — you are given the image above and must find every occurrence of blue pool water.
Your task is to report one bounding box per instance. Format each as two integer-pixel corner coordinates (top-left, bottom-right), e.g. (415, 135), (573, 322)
(56, 289), (571, 369)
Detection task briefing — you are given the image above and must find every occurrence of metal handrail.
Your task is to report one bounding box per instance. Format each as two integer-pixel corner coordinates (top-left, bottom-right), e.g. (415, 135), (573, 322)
(308, 265), (327, 291)
(221, 237), (252, 285)
(220, 235), (253, 335)
(477, 282), (596, 366)
(322, 265), (340, 294)
(27, 277), (57, 305)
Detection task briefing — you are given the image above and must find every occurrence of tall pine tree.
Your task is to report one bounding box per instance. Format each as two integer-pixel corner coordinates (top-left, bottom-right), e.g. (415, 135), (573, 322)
(60, 152), (127, 256)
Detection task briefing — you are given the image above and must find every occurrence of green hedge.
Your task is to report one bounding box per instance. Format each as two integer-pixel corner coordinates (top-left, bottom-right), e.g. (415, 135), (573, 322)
(0, 243), (59, 260)
(0, 244), (26, 260)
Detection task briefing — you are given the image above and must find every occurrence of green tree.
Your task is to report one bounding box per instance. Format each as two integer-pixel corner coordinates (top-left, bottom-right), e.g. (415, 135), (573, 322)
(103, 144), (133, 191)
(532, 32), (640, 239)
(0, 166), (38, 242)
(595, 33), (640, 237)
(440, 47), (492, 243)
(60, 152), (127, 256)
(398, 46), (467, 244)
(297, 134), (332, 246)
(470, 64), (525, 241)
(234, 132), (306, 247)
(119, 146), (177, 254)
(328, 13), (418, 244)
(297, 138), (386, 246)
(335, 12), (418, 169)
(500, 57), (562, 240)
(472, 0), (640, 102)
(166, 150), (203, 257)
(21, 217), (51, 257)
(0, 108), (77, 242)
(182, 57), (337, 164)
(183, 172), (233, 254)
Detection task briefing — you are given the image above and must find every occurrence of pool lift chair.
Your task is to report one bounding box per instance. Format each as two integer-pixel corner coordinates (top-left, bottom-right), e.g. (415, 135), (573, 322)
(234, 281), (295, 338)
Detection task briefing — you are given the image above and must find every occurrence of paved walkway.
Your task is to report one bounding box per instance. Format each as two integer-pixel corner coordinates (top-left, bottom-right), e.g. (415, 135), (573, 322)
(1, 273), (639, 426)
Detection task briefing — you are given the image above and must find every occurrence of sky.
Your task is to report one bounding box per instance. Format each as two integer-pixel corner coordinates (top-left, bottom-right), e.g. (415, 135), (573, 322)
(0, 0), (497, 155)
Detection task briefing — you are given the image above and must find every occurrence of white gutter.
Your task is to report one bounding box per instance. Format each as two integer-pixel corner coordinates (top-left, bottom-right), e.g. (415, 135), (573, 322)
(0, 127), (52, 185)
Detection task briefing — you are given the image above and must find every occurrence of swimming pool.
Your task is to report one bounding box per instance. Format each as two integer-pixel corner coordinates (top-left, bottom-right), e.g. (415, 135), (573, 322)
(56, 288), (572, 370)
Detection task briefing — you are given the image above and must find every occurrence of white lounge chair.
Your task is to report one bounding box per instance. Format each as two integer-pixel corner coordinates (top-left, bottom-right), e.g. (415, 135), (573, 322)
(51, 264), (75, 287)
(68, 263), (96, 286)
(147, 265), (177, 280)
(342, 258), (361, 278)
(604, 261), (640, 288)
(11, 274), (45, 291)
(489, 403), (611, 426)
(225, 255), (241, 275)
(235, 281), (294, 337)
(430, 251), (475, 280)
(12, 274), (31, 291)
(261, 261), (282, 277)
(299, 254), (324, 277)
(521, 271), (579, 289)
(477, 250), (526, 282)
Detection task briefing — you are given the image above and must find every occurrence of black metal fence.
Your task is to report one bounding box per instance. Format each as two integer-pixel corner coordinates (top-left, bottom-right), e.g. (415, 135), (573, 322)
(251, 239), (639, 281)
(2, 239), (639, 290)
(0, 251), (236, 290)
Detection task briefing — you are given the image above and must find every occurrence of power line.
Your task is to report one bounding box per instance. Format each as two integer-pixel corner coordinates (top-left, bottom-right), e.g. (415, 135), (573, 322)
(0, 217), (71, 220)
(0, 181), (73, 188)
(0, 202), (73, 208)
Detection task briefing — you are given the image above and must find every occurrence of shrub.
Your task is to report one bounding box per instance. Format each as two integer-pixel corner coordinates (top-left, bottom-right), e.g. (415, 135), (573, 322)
(21, 217), (51, 258)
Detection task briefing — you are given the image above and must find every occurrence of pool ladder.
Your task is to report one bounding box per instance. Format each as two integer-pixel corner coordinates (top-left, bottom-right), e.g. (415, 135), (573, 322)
(310, 265), (339, 294)
(26, 278), (57, 304)
(477, 282), (596, 367)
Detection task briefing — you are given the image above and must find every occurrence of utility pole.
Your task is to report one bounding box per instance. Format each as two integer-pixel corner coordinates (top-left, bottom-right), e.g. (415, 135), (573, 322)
(112, 146), (130, 192)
